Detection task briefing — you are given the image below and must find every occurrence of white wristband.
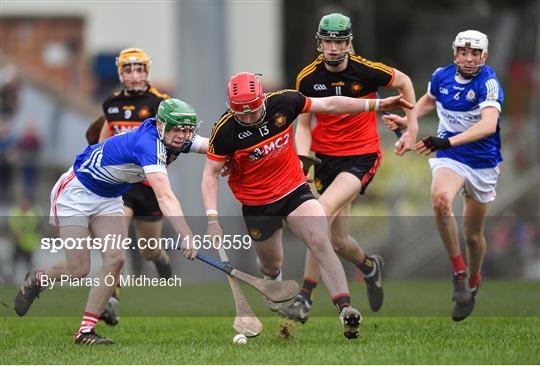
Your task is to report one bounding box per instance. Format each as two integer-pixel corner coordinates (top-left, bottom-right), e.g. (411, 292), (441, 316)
(374, 99), (380, 112)
(207, 219), (219, 225)
(206, 209), (218, 216)
(364, 99), (370, 111)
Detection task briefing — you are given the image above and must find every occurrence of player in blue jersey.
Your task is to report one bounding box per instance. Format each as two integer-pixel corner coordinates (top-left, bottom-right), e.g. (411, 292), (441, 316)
(383, 30), (504, 321)
(14, 99), (208, 344)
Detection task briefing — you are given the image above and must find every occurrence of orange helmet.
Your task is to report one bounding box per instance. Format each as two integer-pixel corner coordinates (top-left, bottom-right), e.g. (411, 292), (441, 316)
(115, 48), (152, 83)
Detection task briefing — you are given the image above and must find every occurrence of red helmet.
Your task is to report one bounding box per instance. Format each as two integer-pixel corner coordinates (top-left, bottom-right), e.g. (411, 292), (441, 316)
(227, 72), (265, 114)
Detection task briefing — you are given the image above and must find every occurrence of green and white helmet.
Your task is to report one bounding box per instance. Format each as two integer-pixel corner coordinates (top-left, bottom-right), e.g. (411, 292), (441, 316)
(156, 98), (200, 142)
(316, 13), (353, 66)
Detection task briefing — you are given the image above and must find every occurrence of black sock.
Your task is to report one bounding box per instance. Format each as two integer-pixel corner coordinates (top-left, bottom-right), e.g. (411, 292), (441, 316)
(299, 278), (317, 302)
(357, 255), (375, 276)
(332, 293), (351, 312)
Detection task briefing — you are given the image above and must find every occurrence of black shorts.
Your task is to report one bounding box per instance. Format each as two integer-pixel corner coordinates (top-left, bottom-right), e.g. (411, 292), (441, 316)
(314, 152), (381, 195)
(242, 184), (315, 242)
(123, 182), (163, 222)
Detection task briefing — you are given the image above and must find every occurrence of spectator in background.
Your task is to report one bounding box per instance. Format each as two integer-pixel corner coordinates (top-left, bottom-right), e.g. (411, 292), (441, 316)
(0, 64), (21, 206)
(17, 122), (42, 201)
(8, 198), (42, 283)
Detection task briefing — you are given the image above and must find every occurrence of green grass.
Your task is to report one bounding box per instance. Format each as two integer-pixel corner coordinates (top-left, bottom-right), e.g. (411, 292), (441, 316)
(1, 281), (539, 364)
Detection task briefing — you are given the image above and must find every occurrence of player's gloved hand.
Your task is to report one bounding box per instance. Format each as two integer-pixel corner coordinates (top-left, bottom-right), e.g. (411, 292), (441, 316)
(414, 136), (452, 155)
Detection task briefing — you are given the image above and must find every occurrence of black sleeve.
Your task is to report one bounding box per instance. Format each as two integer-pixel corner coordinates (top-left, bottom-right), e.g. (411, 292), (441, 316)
(275, 90), (309, 119)
(101, 96), (112, 117)
(208, 113), (235, 159)
(363, 60), (394, 88)
(297, 73), (310, 95)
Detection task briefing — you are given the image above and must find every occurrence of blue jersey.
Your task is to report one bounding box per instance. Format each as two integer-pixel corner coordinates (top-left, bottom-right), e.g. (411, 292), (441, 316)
(428, 64), (504, 169)
(73, 118), (197, 197)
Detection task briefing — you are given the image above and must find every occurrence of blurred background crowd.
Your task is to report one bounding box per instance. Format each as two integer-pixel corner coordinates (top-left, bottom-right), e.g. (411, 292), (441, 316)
(1, 0), (538, 284)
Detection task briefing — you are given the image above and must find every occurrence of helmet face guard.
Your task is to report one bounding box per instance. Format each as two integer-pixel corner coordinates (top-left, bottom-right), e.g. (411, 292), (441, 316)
(116, 48), (151, 94)
(156, 99), (200, 150)
(452, 30), (488, 78)
(227, 72), (267, 127)
(316, 13), (353, 66)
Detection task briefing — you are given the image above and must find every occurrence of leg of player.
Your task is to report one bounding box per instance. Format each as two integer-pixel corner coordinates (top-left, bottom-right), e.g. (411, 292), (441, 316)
(134, 218), (172, 279)
(73, 215), (126, 345)
(286, 199), (362, 339)
(14, 226), (91, 317)
(330, 207), (384, 312)
(452, 195), (489, 321)
(100, 207), (136, 326)
(253, 229), (284, 311)
(280, 173), (383, 323)
(278, 249), (320, 323)
(431, 168), (472, 310)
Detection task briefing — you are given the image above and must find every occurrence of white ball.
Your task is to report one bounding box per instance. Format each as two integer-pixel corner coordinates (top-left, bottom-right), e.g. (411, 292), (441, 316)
(233, 333), (247, 345)
(394, 141), (400, 148)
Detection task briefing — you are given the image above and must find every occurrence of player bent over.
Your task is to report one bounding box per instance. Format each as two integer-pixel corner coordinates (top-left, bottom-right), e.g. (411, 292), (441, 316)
(280, 13), (418, 323)
(383, 30), (504, 321)
(14, 99), (207, 344)
(202, 72), (413, 339)
(97, 48), (172, 326)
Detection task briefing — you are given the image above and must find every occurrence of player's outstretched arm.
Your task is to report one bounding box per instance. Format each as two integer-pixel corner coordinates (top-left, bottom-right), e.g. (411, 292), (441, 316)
(189, 136), (209, 154)
(447, 107), (499, 146)
(382, 93), (436, 131)
(413, 106), (499, 155)
(201, 158), (226, 242)
(389, 69), (418, 155)
(146, 171), (197, 260)
(309, 94), (414, 115)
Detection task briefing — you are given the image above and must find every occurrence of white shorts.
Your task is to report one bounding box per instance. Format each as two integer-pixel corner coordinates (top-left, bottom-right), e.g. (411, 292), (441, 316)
(49, 168), (125, 227)
(429, 158), (500, 204)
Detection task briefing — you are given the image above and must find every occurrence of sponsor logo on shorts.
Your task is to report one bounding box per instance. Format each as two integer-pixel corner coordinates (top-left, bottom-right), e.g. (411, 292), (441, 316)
(108, 107), (120, 114)
(314, 178), (323, 192)
(314, 84), (327, 91)
(249, 227), (262, 240)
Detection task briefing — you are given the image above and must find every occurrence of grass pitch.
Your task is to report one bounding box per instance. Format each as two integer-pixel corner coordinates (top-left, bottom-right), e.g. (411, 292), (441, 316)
(1, 281), (539, 364)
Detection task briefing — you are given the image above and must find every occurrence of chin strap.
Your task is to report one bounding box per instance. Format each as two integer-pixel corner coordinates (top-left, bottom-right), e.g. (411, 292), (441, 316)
(324, 57), (346, 66)
(124, 83), (149, 96)
(454, 60), (485, 79)
(322, 52), (349, 67)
